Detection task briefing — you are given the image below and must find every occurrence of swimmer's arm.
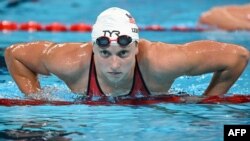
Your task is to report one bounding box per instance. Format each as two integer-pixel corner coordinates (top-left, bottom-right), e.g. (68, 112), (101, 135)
(199, 6), (250, 30)
(4, 41), (55, 95)
(183, 40), (249, 96)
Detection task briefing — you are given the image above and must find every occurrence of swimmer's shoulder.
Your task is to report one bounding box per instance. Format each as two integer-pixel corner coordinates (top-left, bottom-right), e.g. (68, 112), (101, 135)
(138, 39), (175, 56)
(137, 39), (151, 59)
(137, 39), (171, 65)
(44, 42), (92, 54)
(45, 41), (92, 56)
(42, 42), (92, 60)
(12, 41), (92, 55)
(43, 42), (93, 72)
(138, 39), (156, 54)
(137, 39), (181, 68)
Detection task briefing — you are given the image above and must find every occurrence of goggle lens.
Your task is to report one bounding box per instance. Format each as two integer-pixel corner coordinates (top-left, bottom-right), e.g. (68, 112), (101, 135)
(96, 36), (110, 47)
(118, 35), (132, 46)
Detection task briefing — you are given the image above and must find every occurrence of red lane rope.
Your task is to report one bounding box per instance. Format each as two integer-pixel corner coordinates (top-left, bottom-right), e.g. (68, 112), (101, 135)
(20, 21), (43, 32)
(0, 20), (209, 32)
(0, 95), (249, 106)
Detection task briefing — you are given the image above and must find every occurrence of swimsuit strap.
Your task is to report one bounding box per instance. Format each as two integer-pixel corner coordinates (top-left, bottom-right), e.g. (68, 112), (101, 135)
(129, 59), (150, 97)
(87, 53), (105, 97)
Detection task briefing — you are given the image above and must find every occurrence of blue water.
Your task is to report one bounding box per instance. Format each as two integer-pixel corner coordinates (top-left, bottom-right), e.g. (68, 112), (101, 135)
(0, 0), (250, 141)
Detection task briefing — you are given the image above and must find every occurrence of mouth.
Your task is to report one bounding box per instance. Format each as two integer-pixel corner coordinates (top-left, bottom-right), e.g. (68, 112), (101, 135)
(108, 72), (122, 76)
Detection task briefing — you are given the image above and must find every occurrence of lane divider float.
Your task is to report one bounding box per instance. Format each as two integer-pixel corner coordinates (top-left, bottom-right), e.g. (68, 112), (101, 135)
(0, 20), (209, 32)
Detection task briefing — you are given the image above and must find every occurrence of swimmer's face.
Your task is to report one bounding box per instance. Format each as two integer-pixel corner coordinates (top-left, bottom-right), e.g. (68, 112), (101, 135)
(93, 42), (138, 83)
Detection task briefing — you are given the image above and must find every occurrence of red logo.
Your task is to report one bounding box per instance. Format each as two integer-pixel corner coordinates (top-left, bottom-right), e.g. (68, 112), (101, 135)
(126, 13), (136, 24)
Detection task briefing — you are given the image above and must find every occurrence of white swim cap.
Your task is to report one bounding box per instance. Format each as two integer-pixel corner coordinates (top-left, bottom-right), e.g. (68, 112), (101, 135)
(91, 7), (139, 42)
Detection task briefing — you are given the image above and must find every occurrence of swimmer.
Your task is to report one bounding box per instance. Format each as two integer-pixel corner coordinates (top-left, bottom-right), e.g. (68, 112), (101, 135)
(4, 7), (250, 98)
(199, 4), (250, 30)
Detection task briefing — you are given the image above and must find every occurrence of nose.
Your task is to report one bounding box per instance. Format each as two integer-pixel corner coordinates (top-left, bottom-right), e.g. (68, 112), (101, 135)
(111, 56), (120, 70)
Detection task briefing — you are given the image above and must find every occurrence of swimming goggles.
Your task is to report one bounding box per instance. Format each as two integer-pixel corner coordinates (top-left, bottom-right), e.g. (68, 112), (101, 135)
(95, 35), (133, 48)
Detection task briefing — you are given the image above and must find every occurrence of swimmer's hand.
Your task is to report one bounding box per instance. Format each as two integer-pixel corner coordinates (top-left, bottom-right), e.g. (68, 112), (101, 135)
(24, 87), (59, 101)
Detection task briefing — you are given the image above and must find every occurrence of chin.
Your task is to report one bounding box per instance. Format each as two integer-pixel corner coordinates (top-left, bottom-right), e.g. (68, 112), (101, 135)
(106, 75), (124, 83)
(108, 77), (122, 83)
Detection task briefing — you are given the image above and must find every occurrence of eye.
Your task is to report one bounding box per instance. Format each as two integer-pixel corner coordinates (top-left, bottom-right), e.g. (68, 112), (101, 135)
(118, 50), (129, 58)
(100, 50), (111, 58)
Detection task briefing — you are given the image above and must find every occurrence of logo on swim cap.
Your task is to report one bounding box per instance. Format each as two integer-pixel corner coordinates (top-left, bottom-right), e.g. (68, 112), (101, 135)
(126, 13), (136, 24)
(132, 28), (139, 33)
(103, 30), (120, 37)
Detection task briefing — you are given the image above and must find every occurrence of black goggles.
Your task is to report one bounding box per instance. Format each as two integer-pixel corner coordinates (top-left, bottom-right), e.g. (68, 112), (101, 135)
(95, 35), (134, 48)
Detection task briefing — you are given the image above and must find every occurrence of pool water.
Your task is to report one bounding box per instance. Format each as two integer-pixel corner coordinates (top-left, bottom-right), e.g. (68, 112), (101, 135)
(0, 0), (250, 141)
